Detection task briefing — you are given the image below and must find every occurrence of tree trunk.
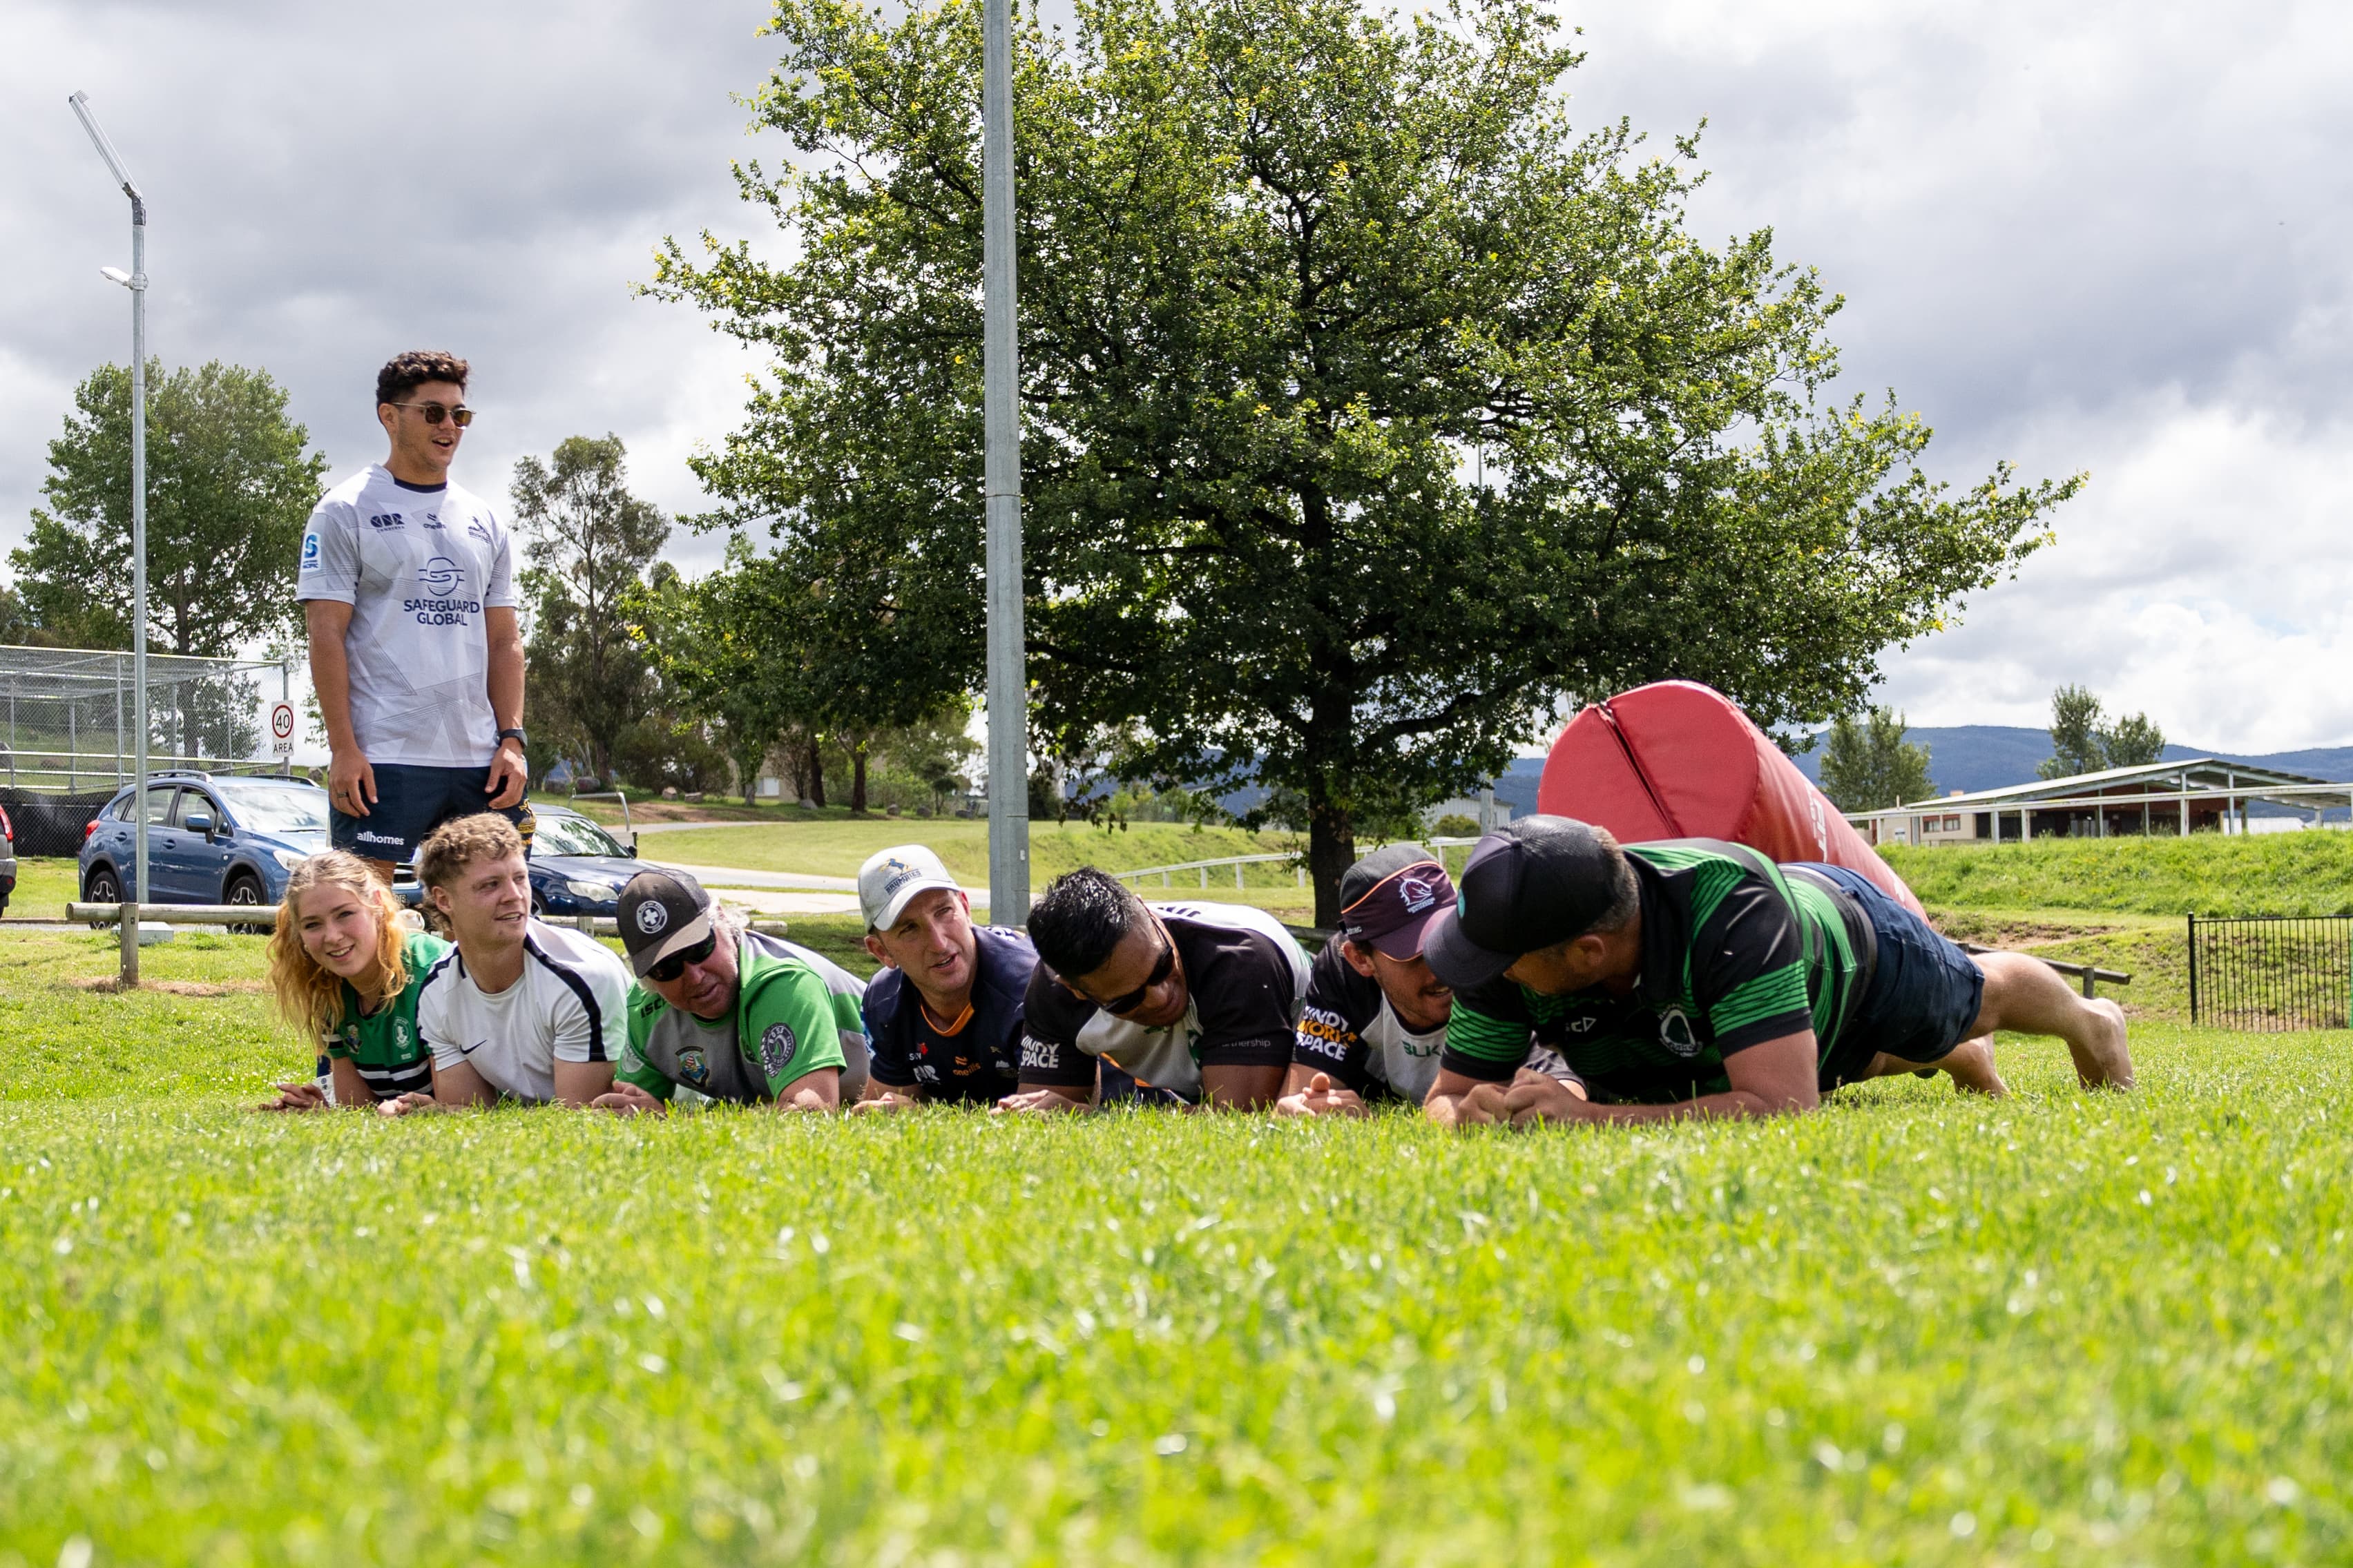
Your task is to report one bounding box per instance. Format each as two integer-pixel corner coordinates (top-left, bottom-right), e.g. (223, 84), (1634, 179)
(1305, 777), (1356, 929)
(850, 745), (869, 814)
(806, 737), (827, 809)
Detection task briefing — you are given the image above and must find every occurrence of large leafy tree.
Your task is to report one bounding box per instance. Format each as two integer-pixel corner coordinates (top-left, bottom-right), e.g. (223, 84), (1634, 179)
(1818, 705), (1933, 812)
(12, 359), (326, 655)
(655, 0), (2080, 920)
(512, 434), (671, 787)
(2037, 684), (2165, 779)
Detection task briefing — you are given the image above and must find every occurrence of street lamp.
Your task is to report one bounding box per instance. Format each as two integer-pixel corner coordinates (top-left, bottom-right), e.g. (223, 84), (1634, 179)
(981, 0), (1030, 925)
(68, 89), (151, 985)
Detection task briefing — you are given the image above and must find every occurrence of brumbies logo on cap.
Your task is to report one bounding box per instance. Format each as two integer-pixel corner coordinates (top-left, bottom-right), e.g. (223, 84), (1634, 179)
(635, 900), (669, 936)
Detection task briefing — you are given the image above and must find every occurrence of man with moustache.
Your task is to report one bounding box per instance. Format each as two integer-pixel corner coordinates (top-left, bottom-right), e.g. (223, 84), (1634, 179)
(1278, 844), (1581, 1118)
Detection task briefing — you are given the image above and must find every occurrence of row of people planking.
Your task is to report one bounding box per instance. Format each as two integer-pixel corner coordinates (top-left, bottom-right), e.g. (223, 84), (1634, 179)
(258, 809), (2136, 1125)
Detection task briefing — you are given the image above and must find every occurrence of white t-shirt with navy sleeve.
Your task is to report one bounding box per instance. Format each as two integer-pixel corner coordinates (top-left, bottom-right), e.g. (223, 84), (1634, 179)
(296, 464), (517, 768)
(415, 921), (630, 1103)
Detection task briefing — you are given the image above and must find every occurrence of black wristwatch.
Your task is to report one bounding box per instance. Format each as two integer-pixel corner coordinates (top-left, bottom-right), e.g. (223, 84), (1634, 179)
(497, 727), (528, 750)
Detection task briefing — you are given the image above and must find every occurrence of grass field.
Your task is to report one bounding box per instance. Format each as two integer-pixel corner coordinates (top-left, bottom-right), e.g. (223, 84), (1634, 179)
(3, 838), (2350, 1562)
(1884, 832), (2353, 917)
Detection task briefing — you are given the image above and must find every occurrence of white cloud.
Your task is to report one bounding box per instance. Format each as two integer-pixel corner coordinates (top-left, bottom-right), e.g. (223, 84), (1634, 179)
(6, 0), (2348, 753)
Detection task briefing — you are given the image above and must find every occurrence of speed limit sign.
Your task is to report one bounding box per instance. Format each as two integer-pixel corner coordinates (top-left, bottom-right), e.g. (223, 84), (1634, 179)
(270, 701), (296, 756)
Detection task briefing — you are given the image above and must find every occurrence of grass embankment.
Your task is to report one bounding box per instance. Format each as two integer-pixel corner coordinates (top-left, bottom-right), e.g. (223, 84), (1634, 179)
(1886, 833), (2353, 918)
(1, 945), (2347, 1562)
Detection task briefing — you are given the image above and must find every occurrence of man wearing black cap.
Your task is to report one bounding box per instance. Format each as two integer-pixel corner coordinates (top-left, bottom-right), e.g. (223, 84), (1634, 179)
(1422, 816), (2132, 1127)
(1278, 843), (1579, 1118)
(593, 869), (872, 1114)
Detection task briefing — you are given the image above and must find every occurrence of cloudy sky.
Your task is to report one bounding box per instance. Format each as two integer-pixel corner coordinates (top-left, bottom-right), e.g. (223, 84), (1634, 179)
(7, 0), (2347, 752)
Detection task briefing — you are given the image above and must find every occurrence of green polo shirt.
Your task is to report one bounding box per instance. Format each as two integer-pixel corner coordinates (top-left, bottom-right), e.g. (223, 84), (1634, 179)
(617, 930), (856, 1103)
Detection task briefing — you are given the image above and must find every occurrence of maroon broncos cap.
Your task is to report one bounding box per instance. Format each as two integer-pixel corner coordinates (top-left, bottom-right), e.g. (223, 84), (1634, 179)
(1338, 844), (1454, 960)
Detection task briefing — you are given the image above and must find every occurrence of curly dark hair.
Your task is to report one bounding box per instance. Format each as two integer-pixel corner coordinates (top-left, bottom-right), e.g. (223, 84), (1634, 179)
(376, 350), (469, 407)
(1026, 867), (1150, 981)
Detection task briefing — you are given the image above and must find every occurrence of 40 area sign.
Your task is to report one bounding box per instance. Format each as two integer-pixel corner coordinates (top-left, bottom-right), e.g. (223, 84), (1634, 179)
(270, 701), (296, 757)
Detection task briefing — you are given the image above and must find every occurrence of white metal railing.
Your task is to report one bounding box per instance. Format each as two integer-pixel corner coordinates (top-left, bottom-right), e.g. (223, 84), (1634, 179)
(1110, 838), (1483, 891)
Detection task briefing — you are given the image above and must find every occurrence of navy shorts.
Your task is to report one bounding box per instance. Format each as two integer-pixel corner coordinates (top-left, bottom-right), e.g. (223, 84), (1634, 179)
(1807, 864), (1985, 1079)
(332, 762), (532, 865)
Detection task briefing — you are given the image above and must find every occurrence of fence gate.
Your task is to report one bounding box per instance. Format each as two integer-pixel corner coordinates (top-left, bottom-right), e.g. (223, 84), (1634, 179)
(2187, 914), (2353, 1031)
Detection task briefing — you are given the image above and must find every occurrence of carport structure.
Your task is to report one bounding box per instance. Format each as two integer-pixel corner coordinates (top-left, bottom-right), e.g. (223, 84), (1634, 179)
(1848, 759), (2353, 845)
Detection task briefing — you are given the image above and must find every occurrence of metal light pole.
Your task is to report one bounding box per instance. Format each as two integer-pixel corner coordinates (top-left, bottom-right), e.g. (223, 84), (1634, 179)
(981, 0), (1030, 925)
(70, 91), (150, 984)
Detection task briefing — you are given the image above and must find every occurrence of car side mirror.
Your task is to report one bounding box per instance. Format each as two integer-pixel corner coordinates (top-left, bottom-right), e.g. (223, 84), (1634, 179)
(182, 810), (213, 838)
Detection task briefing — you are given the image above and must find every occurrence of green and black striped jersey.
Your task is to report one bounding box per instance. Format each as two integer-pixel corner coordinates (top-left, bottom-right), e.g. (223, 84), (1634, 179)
(1441, 840), (1867, 1103)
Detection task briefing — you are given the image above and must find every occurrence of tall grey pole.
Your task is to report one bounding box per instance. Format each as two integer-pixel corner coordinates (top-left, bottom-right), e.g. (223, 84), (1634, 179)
(981, 0), (1030, 925)
(70, 92), (148, 984)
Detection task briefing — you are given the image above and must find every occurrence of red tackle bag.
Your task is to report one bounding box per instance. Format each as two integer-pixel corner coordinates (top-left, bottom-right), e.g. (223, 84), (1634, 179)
(1535, 679), (1925, 918)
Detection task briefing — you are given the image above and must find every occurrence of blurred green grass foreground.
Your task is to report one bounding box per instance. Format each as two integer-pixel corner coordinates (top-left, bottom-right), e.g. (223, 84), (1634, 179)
(1, 840), (2350, 1563)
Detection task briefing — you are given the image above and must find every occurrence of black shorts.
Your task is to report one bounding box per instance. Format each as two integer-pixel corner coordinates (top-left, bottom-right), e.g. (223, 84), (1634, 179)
(332, 762), (532, 865)
(1808, 864), (1984, 1083)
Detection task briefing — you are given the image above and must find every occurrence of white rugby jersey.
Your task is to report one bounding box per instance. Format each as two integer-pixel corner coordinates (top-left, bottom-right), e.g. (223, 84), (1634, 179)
(296, 464), (517, 768)
(417, 920), (630, 1103)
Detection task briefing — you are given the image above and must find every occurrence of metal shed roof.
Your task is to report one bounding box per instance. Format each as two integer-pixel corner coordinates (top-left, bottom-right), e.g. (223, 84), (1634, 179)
(1903, 757), (2345, 811)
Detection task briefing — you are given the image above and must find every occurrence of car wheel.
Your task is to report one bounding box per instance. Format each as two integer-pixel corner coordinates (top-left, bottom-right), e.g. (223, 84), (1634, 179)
(531, 895), (548, 918)
(84, 865), (123, 928)
(225, 873), (269, 936)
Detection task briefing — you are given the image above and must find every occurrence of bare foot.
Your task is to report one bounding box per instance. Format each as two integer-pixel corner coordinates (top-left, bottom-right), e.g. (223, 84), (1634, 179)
(2067, 998), (2134, 1090)
(1939, 1035), (2009, 1098)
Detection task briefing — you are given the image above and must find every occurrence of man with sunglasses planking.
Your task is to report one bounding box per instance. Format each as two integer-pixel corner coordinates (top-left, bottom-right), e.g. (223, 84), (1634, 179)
(1000, 868), (1310, 1113)
(594, 869), (872, 1114)
(298, 351), (530, 884)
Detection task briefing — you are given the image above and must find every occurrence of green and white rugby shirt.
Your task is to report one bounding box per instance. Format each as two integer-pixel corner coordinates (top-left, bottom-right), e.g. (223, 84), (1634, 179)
(617, 931), (872, 1104)
(323, 930), (450, 1100)
(1441, 840), (1866, 1103)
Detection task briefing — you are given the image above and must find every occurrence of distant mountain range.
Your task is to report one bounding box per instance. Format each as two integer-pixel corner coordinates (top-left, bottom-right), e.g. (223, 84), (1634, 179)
(1479, 726), (2353, 818)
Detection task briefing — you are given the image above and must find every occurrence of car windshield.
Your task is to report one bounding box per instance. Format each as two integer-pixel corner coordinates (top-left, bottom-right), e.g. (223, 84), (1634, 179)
(213, 782), (331, 836)
(532, 813), (627, 858)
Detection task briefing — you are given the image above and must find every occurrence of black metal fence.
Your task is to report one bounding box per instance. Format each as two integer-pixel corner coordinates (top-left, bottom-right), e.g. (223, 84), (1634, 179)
(2187, 914), (2353, 1032)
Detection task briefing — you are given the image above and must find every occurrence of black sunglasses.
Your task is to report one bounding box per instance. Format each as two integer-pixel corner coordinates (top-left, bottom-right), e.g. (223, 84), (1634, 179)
(1086, 924), (1177, 1015)
(388, 400), (475, 427)
(645, 932), (718, 984)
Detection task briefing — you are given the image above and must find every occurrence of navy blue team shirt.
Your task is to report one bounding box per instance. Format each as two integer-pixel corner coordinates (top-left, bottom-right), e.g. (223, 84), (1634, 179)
(862, 925), (1035, 1103)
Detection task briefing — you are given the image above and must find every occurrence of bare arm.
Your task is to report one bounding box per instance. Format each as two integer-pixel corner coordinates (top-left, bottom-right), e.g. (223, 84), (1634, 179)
(1503, 1031), (1820, 1127)
(1423, 1065), (1493, 1127)
(305, 599), (375, 817)
(483, 606), (528, 809)
(551, 1058), (617, 1107)
(772, 1067), (842, 1113)
(995, 1082), (1097, 1115)
(1275, 1065), (1367, 1119)
(330, 1056), (373, 1106)
(1199, 1062), (1285, 1111)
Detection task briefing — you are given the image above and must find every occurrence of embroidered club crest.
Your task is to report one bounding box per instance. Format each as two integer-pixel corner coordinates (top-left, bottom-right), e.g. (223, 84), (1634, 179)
(1657, 1005), (1701, 1058)
(1399, 873), (1437, 913)
(677, 1046), (709, 1085)
(635, 901), (669, 936)
(758, 1022), (798, 1077)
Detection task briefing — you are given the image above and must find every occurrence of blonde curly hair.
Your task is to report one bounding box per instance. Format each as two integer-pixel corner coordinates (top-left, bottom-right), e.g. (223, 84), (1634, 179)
(266, 851), (416, 1045)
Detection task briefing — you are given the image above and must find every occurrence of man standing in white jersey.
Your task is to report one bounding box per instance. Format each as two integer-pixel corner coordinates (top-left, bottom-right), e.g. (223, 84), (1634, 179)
(389, 813), (624, 1112)
(298, 351), (529, 881)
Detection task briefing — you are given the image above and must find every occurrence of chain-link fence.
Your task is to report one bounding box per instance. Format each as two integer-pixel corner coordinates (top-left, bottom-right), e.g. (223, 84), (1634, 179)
(0, 643), (296, 795)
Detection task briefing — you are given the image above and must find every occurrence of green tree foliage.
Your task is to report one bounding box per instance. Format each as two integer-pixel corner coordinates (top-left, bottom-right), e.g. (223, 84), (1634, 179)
(2037, 685), (2164, 778)
(1820, 705), (1934, 811)
(653, 0), (2079, 920)
(2101, 710), (2167, 768)
(512, 435), (671, 787)
(10, 360), (326, 655)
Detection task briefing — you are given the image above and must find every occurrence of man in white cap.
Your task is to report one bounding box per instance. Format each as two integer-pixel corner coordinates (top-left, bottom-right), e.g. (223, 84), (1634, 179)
(593, 868), (872, 1114)
(854, 845), (1037, 1109)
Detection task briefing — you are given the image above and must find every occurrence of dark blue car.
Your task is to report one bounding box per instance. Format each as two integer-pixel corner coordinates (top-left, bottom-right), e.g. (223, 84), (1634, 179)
(394, 803), (648, 919)
(79, 771), (331, 914)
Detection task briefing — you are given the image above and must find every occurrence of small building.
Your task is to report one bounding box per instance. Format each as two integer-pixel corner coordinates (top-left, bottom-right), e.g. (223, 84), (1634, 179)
(1850, 759), (2353, 845)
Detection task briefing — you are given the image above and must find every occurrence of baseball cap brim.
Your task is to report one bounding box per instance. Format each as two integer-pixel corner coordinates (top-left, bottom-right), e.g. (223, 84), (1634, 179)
(1421, 905), (1518, 991)
(628, 908), (715, 978)
(872, 876), (963, 932)
(1356, 905), (1443, 962)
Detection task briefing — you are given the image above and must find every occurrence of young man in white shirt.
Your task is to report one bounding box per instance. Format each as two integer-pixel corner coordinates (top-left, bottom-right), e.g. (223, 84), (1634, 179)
(389, 813), (624, 1112)
(298, 351), (530, 882)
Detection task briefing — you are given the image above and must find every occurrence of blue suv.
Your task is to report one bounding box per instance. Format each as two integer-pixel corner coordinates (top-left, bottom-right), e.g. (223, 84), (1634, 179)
(79, 772), (330, 916)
